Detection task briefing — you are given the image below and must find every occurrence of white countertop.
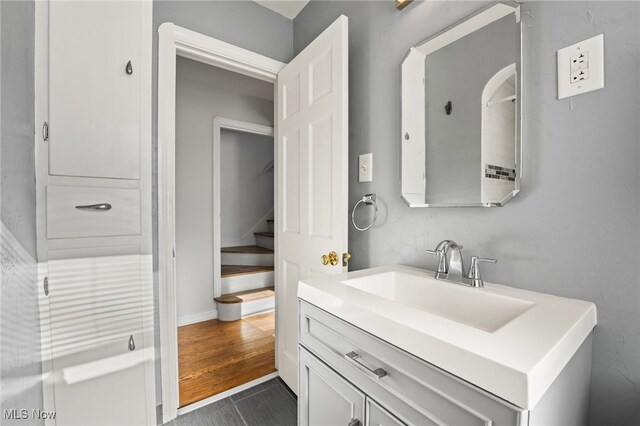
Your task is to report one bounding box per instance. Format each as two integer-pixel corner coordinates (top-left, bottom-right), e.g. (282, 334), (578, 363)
(297, 265), (597, 409)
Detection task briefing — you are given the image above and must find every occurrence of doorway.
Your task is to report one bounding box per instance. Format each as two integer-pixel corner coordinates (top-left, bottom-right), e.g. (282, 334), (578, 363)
(158, 17), (349, 423)
(157, 23), (285, 421)
(174, 56), (277, 408)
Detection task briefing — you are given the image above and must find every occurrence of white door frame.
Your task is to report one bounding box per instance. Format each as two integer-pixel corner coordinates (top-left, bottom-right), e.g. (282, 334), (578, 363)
(157, 23), (285, 423)
(211, 117), (274, 298)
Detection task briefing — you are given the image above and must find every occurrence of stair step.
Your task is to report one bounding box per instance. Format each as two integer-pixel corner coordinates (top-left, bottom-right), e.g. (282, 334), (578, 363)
(221, 245), (273, 254)
(221, 265), (274, 278)
(266, 219), (274, 233)
(266, 219), (274, 223)
(254, 232), (274, 250)
(221, 264), (274, 294)
(254, 232), (274, 239)
(214, 287), (275, 304)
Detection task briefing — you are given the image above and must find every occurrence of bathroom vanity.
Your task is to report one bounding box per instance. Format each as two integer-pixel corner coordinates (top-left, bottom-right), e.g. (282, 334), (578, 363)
(297, 266), (597, 426)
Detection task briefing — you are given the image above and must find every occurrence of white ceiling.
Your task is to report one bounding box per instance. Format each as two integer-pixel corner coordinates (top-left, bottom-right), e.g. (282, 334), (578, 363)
(253, 0), (310, 19)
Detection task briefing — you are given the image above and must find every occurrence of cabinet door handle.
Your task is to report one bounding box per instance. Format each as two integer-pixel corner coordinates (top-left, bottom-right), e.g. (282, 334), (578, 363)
(348, 419), (361, 426)
(128, 335), (136, 351)
(345, 351), (387, 379)
(75, 203), (112, 211)
(126, 60), (133, 75)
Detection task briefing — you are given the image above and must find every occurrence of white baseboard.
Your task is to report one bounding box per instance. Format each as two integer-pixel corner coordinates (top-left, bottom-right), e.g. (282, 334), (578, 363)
(177, 309), (217, 327)
(177, 371), (279, 416)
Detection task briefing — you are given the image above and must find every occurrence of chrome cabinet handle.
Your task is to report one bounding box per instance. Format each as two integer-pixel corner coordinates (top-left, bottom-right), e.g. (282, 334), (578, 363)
(75, 203), (112, 211)
(348, 419), (361, 426)
(128, 335), (136, 351)
(126, 60), (133, 75)
(345, 351), (387, 379)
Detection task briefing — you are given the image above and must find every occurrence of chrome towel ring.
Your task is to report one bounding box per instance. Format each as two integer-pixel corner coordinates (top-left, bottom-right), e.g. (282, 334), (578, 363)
(351, 193), (378, 232)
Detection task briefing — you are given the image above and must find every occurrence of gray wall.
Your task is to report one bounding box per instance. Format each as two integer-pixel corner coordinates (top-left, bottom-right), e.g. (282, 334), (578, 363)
(152, 0), (293, 406)
(0, 0), (43, 422)
(175, 57), (274, 323)
(220, 129), (274, 247)
(424, 13), (517, 204)
(294, 1), (640, 424)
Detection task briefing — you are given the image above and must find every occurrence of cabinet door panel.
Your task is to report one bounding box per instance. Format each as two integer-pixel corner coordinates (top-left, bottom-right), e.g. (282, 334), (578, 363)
(366, 398), (406, 426)
(299, 347), (365, 426)
(47, 246), (151, 426)
(49, 1), (142, 179)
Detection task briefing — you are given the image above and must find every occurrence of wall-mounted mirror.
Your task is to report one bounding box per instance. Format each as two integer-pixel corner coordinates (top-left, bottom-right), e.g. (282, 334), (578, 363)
(401, 2), (522, 207)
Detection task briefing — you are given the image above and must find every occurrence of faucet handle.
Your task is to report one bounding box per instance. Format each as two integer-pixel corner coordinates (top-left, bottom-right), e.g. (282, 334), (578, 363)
(426, 249), (448, 275)
(474, 257), (496, 264)
(466, 256), (497, 288)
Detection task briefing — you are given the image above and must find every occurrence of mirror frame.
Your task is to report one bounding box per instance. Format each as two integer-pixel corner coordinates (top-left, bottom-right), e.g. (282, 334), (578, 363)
(400, 1), (523, 208)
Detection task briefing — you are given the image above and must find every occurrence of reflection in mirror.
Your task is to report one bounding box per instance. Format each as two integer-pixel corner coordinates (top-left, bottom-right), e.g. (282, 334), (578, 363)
(401, 2), (522, 207)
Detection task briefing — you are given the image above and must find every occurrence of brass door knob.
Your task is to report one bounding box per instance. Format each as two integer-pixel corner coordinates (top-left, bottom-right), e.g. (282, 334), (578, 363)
(321, 251), (339, 266)
(342, 252), (352, 266)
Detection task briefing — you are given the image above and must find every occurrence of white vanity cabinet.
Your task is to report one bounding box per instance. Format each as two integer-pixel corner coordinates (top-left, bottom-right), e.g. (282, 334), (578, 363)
(298, 301), (527, 426)
(298, 266), (596, 426)
(35, 1), (154, 425)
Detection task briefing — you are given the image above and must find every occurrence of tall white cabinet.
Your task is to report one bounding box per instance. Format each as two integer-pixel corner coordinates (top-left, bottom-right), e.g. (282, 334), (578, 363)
(35, 1), (155, 425)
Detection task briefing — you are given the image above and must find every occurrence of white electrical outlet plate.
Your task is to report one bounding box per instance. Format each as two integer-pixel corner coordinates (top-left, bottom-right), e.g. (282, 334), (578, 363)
(557, 34), (604, 99)
(359, 153), (373, 182)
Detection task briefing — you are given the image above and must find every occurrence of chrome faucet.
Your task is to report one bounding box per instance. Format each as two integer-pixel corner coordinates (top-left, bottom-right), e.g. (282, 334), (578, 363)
(427, 240), (496, 287)
(426, 240), (464, 281)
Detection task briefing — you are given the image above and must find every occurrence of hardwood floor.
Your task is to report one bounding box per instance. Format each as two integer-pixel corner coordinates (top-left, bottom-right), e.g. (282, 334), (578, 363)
(178, 311), (276, 407)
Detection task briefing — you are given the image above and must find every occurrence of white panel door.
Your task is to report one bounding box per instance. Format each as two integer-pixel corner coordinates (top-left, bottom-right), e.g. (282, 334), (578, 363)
(276, 16), (349, 393)
(48, 1), (143, 179)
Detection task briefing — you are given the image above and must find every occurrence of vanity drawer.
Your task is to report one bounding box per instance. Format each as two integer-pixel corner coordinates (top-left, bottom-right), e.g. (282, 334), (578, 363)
(46, 185), (141, 239)
(299, 300), (527, 426)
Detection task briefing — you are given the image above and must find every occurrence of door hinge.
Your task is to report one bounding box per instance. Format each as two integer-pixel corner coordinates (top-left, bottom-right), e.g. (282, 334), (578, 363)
(43, 122), (49, 142)
(43, 276), (49, 296)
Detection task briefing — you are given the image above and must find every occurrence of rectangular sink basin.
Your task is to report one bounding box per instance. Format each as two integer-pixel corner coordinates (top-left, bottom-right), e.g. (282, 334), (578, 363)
(297, 265), (597, 409)
(341, 271), (533, 332)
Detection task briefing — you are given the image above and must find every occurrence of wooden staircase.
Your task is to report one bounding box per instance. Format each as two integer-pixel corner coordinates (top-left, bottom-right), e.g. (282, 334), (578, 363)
(215, 219), (275, 321)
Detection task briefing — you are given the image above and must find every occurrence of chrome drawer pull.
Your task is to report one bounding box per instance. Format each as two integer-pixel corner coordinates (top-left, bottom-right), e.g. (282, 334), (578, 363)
(348, 419), (361, 426)
(345, 351), (387, 379)
(75, 203), (112, 211)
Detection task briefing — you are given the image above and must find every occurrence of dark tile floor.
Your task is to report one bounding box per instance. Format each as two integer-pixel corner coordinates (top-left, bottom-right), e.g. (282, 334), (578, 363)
(168, 378), (297, 426)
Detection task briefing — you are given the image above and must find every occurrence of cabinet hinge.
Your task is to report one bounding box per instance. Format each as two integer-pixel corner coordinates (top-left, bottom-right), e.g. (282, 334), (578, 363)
(44, 276), (49, 296)
(43, 122), (49, 142)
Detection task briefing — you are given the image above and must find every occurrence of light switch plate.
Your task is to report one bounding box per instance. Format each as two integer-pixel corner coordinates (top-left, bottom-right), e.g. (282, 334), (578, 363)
(359, 153), (373, 182)
(557, 34), (604, 99)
